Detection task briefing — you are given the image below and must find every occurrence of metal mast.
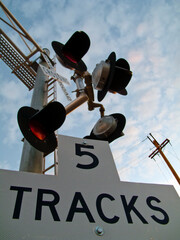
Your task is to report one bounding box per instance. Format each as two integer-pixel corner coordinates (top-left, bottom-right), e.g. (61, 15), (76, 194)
(19, 55), (49, 173)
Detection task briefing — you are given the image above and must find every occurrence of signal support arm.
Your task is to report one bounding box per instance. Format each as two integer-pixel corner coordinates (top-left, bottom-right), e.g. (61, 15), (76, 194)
(65, 71), (105, 117)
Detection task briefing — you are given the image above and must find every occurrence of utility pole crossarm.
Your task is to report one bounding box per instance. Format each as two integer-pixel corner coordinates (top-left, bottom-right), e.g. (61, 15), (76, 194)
(148, 139), (170, 159)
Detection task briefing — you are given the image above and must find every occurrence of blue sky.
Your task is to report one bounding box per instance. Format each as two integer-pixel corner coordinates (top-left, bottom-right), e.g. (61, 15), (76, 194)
(0, 0), (180, 195)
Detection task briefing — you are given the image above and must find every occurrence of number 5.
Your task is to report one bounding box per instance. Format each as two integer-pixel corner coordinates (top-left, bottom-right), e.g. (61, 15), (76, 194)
(75, 144), (99, 169)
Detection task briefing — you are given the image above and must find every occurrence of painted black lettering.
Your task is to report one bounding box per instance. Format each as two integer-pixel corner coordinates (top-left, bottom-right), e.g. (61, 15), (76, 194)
(35, 189), (60, 221)
(10, 186), (32, 219)
(75, 144), (99, 169)
(146, 196), (169, 224)
(96, 193), (119, 223)
(66, 192), (95, 222)
(121, 195), (148, 224)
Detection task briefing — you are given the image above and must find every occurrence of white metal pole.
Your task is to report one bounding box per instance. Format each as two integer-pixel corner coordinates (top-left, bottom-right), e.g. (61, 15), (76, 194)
(19, 52), (49, 173)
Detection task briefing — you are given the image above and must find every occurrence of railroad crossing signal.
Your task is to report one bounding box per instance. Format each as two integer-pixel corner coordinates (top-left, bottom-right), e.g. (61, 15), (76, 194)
(50, 32), (133, 144)
(16, 30), (133, 153)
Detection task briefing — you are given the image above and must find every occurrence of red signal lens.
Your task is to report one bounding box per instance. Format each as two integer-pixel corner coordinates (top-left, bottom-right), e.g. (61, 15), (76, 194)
(62, 50), (77, 63)
(29, 120), (47, 140)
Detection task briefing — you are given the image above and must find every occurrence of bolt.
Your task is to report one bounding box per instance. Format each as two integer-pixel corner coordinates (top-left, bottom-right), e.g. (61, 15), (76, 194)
(95, 226), (104, 236)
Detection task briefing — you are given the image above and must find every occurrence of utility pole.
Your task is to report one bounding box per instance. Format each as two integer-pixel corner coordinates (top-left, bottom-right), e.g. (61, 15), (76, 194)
(148, 133), (180, 185)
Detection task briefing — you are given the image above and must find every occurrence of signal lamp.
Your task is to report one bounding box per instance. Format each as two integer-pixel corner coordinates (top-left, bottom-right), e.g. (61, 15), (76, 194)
(92, 52), (132, 102)
(52, 31), (90, 72)
(84, 113), (126, 143)
(17, 101), (66, 155)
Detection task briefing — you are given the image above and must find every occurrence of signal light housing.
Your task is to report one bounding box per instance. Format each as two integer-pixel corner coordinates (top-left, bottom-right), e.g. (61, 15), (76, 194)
(52, 31), (90, 72)
(92, 52), (132, 102)
(17, 101), (66, 155)
(84, 113), (126, 143)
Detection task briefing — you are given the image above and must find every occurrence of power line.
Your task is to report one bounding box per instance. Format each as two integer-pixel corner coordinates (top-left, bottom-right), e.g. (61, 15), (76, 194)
(118, 134), (180, 185)
(168, 141), (180, 163)
(119, 148), (151, 174)
(114, 137), (148, 161)
(153, 157), (170, 183)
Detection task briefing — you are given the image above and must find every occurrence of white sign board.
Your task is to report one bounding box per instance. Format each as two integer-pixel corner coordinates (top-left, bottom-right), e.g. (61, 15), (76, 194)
(40, 64), (70, 85)
(0, 135), (179, 239)
(41, 52), (54, 69)
(57, 79), (72, 101)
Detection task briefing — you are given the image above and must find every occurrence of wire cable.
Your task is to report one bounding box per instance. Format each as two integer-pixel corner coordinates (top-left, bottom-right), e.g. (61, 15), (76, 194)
(114, 137), (148, 162)
(169, 141), (180, 163)
(153, 157), (170, 183)
(119, 148), (152, 173)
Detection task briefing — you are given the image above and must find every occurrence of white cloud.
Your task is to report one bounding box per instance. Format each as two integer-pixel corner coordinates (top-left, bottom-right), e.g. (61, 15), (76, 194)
(0, 160), (10, 170)
(15, 0), (45, 18)
(136, 23), (148, 37)
(0, 81), (26, 101)
(0, 77), (31, 144)
(132, 87), (161, 121)
(128, 50), (144, 65)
